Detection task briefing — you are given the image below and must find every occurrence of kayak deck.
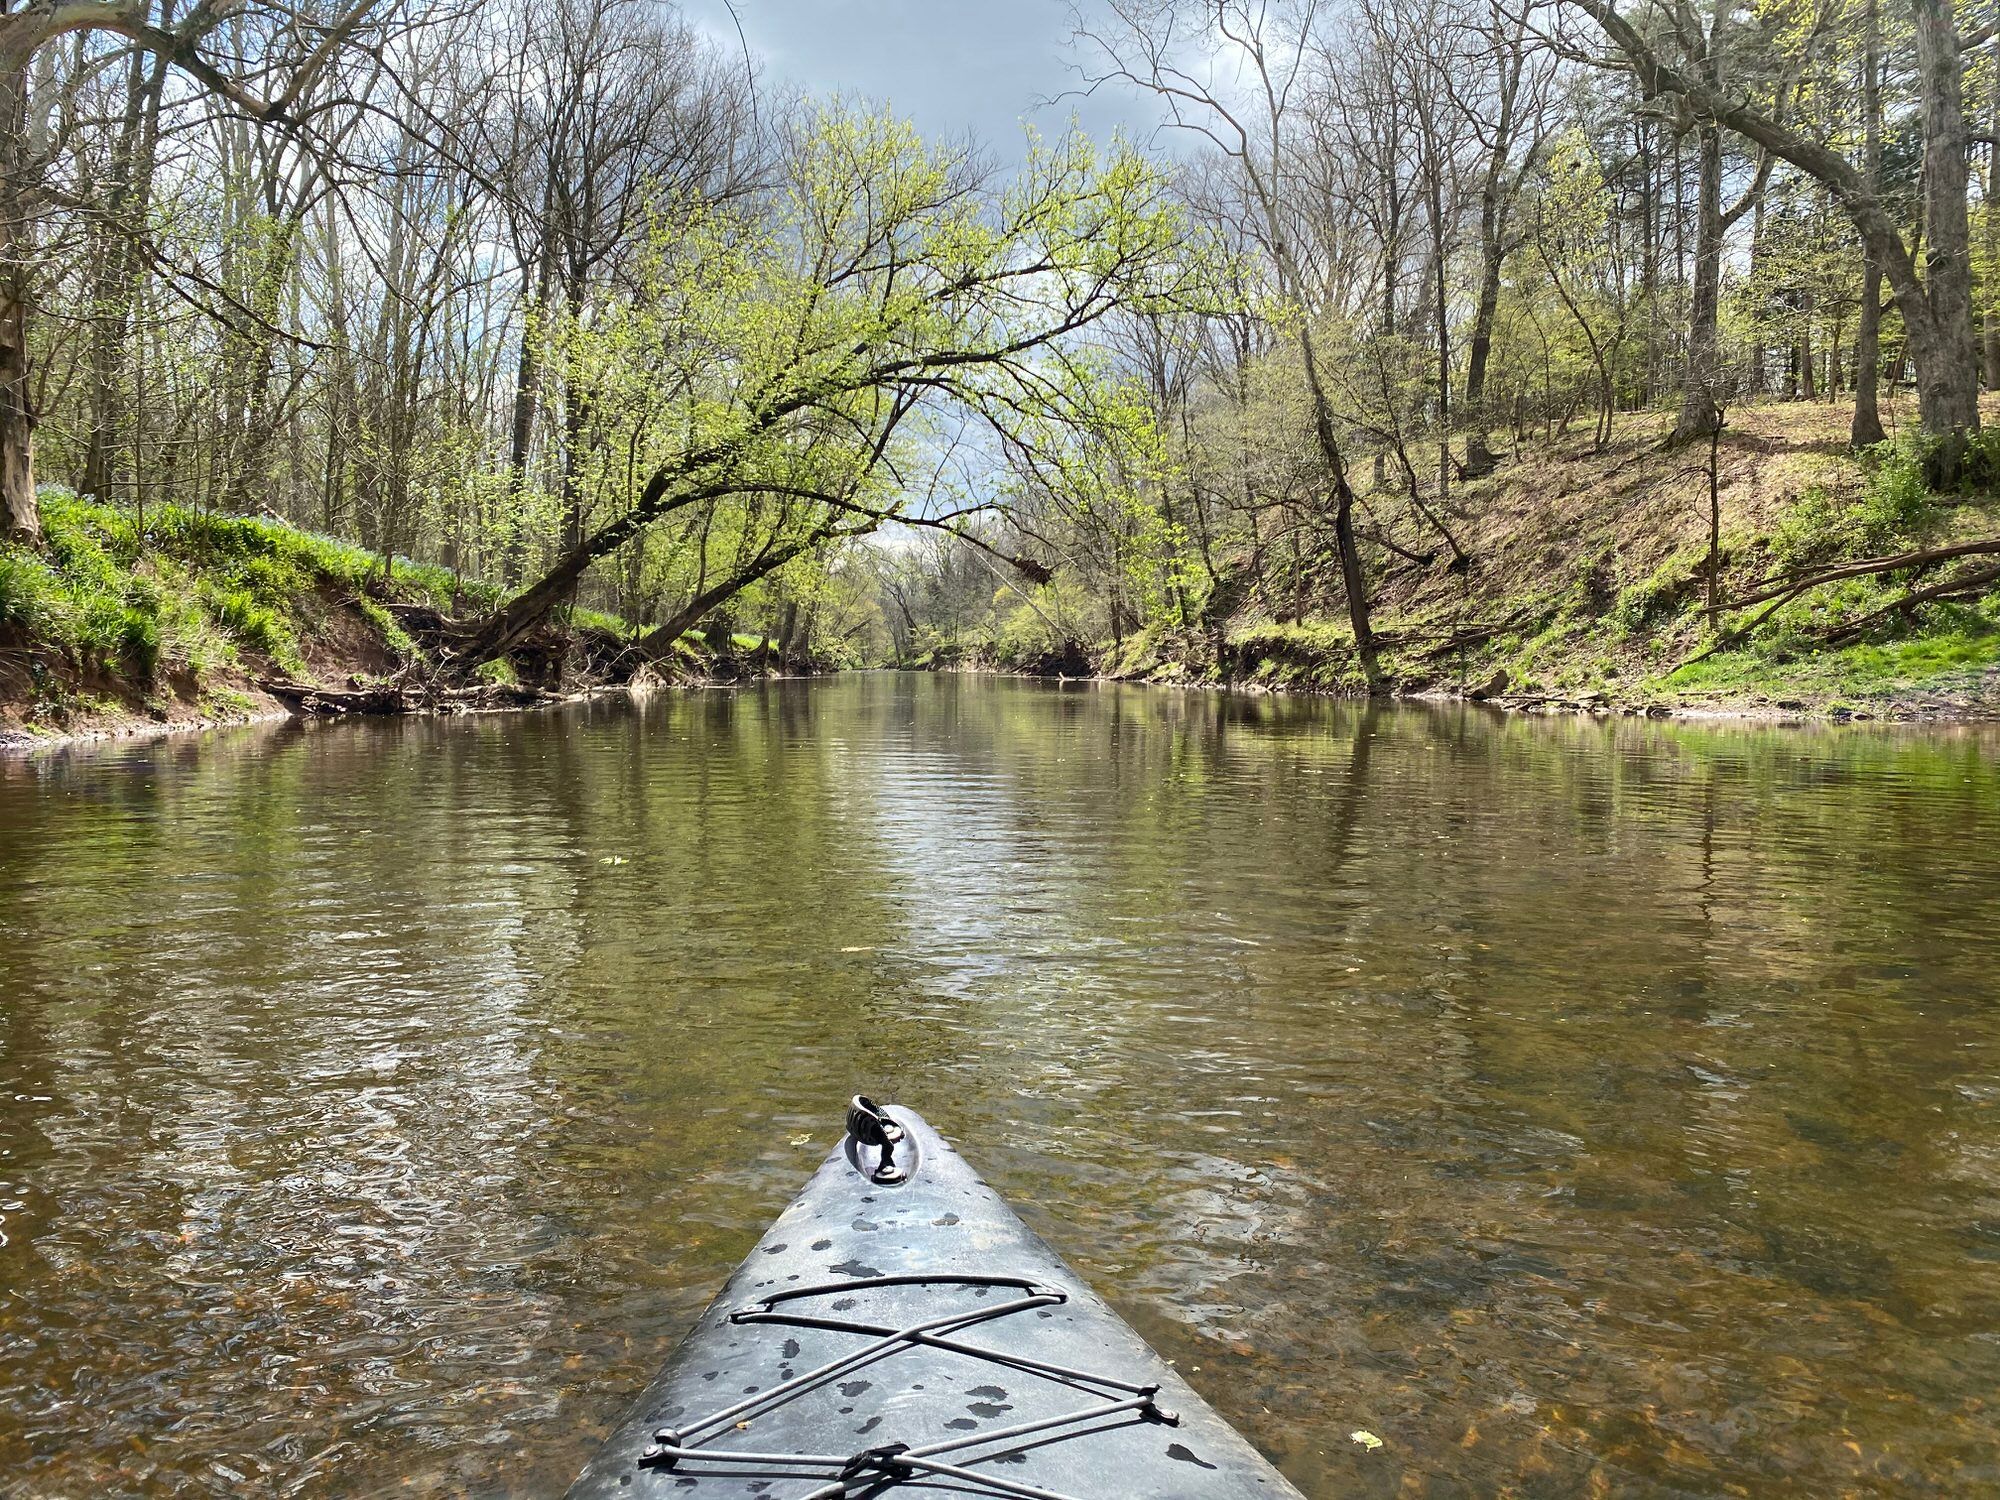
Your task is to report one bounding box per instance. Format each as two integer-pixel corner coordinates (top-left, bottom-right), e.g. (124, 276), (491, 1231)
(566, 1103), (1304, 1498)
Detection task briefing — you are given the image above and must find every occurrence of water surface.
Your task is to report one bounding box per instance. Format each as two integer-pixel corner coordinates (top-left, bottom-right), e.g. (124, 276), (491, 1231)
(3, 676), (1998, 1496)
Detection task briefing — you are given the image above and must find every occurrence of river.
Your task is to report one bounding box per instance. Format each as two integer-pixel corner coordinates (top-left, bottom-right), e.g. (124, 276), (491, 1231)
(2, 675), (1998, 1496)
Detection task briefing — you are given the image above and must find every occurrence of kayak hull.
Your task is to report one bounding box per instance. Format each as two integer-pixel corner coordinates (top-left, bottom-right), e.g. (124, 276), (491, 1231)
(566, 1105), (1305, 1498)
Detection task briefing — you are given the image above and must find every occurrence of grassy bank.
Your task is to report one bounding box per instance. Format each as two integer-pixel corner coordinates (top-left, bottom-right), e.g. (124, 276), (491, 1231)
(1097, 402), (2000, 720)
(1, 492), (692, 746)
(1, 492), (445, 741)
(16, 398), (2000, 745)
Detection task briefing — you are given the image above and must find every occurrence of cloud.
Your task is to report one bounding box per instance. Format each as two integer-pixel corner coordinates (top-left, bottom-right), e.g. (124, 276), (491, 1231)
(678, 0), (1160, 159)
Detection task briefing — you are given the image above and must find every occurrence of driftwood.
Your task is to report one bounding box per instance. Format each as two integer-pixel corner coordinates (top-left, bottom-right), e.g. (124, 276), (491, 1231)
(260, 676), (560, 717)
(261, 679), (409, 715)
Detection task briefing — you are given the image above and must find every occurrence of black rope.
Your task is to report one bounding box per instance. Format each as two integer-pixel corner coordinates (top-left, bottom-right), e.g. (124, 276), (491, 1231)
(638, 1273), (1177, 1498)
(835, 1443), (911, 1483)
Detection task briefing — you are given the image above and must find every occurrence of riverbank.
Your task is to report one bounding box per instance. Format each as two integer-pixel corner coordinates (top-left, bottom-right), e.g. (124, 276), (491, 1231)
(14, 398), (2000, 751)
(0, 492), (812, 752)
(931, 402), (2000, 722)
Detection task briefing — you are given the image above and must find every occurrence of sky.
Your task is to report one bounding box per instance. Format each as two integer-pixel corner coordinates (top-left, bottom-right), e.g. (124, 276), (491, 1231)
(677, 0), (1163, 161)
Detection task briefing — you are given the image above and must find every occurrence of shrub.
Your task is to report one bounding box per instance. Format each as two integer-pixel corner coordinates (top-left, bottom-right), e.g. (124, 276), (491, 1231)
(1770, 440), (1951, 571)
(1610, 552), (1702, 635)
(0, 551), (63, 635)
(118, 608), (161, 675)
(474, 657), (519, 685)
(353, 595), (419, 660)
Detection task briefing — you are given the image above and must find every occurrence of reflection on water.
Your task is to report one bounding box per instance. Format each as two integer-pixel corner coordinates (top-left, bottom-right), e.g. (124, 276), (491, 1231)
(3, 676), (1999, 1497)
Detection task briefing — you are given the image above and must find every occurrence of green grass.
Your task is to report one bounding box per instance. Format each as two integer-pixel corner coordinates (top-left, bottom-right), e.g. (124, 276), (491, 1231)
(352, 596), (419, 662)
(574, 607), (637, 639)
(1, 494), (216, 678)
(0, 490), (467, 702)
(1664, 612), (2000, 700)
(1204, 463), (2000, 711)
(1609, 548), (1706, 636)
(1219, 620), (1370, 688)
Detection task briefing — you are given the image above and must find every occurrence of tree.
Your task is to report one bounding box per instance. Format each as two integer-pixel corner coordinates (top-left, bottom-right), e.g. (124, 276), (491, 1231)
(1454, 0), (1556, 473)
(1851, 0), (1890, 445)
(443, 111), (1213, 679)
(1613, 0), (1800, 444)
(1567, 0), (1982, 478)
(0, 0), (389, 542)
(1531, 128), (1633, 449)
(481, 0), (758, 583)
(1079, 0), (1389, 689)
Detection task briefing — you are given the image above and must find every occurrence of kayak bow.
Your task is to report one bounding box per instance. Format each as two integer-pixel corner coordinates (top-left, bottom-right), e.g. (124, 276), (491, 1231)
(566, 1099), (1305, 1498)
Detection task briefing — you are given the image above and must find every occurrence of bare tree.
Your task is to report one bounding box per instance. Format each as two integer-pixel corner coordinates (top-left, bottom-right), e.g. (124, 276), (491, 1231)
(480, 0), (760, 582)
(1078, 0), (1387, 689)
(1452, 0), (1556, 474)
(0, 0), (391, 541)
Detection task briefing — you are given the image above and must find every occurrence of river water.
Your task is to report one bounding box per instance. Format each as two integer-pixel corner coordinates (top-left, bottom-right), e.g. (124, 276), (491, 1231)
(2, 675), (1998, 1497)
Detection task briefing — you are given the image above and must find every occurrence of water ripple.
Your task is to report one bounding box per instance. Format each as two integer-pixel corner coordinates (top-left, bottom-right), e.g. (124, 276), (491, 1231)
(2, 681), (1998, 1495)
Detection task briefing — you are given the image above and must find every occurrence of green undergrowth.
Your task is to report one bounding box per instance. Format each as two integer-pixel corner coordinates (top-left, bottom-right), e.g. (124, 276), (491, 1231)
(1669, 621), (2000, 699)
(1663, 595), (2000, 705)
(1465, 427), (2000, 711)
(574, 606), (638, 639)
(0, 490), (494, 721)
(1097, 420), (2000, 715)
(1221, 621), (1367, 690)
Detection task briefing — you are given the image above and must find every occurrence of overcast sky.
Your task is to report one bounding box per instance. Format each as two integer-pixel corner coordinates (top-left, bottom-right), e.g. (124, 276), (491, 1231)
(677, 0), (1162, 161)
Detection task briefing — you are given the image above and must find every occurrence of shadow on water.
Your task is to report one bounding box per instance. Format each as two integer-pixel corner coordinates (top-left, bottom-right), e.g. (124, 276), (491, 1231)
(3, 677), (1999, 1495)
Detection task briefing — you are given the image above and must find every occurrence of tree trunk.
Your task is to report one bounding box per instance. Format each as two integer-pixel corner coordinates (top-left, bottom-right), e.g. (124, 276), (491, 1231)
(1799, 304), (1816, 399)
(1672, 127), (1726, 443)
(1297, 323), (1382, 690)
(502, 237), (557, 586)
(1911, 0), (1981, 473)
(0, 59), (35, 543)
(1462, 223), (1505, 474)
(0, 286), (33, 542)
(1853, 0), (1886, 444)
(1705, 414), (1724, 615)
(1461, 31), (1524, 479)
(1986, 33), (2000, 388)
(83, 55), (150, 502)
(1637, 124), (1659, 403)
(776, 599), (800, 665)
(1429, 169), (1451, 507)
(560, 329), (590, 551)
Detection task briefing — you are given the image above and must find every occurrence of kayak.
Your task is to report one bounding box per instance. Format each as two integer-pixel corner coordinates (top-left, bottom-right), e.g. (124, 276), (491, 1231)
(566, 1098), (1306, 1498)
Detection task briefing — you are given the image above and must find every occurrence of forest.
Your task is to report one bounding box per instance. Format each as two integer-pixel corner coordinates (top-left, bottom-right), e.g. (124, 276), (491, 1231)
(4, 0), (2000, 730)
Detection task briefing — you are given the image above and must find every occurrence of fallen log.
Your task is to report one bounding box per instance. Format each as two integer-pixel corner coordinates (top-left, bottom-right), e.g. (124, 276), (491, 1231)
(1724, 537), (2000, 612)
(1819, 562), (2000, 645)
(1676, 537), (2000, 672)
(261, 679), (411, 715)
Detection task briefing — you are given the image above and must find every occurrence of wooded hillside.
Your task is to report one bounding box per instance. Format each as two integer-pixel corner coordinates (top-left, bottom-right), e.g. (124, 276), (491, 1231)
(2, 0), (1998, 724)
